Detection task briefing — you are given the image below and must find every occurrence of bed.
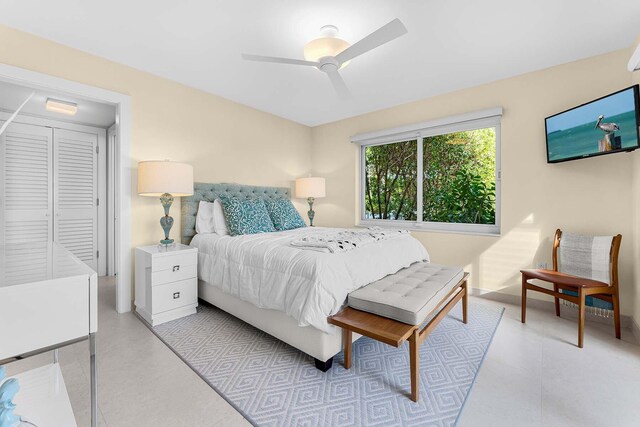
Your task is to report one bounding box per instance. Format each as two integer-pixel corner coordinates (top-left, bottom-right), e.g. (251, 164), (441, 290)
(181, 183), (429, 370)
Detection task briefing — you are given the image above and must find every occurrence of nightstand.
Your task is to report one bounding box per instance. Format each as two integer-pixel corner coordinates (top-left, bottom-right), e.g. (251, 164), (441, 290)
(135, 243), (198, 326)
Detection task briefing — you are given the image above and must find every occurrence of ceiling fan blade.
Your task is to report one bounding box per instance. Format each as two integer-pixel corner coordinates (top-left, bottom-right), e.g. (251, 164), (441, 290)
(326, 70), (351, 99)
(335, 18), (408, 64)
(241, 53), (318, 67)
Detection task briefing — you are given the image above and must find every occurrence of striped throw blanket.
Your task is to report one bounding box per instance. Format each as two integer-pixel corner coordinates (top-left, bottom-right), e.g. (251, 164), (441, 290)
(558, 232), (614, 313)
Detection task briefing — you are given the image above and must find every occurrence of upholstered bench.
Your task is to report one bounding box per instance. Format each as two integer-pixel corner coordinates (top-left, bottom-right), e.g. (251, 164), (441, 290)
(328, 262), (468, 402)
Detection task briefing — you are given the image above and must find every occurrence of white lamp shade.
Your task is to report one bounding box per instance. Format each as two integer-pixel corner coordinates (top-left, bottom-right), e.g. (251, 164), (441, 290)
(137, 161), (194, 197)
(295, 177), (326, 198)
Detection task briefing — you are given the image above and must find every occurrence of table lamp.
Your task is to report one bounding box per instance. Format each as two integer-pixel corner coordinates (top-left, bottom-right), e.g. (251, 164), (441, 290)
(295, 177), (326, 226)
(138, 160), (193, 245)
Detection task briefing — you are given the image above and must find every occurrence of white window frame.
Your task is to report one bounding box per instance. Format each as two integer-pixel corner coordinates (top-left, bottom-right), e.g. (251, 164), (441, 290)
(354, 108), (502, 236)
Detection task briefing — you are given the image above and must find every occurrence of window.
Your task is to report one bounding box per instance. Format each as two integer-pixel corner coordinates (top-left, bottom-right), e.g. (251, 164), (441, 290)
(363, 139), (417, 220)
(356, 109), (501, 235)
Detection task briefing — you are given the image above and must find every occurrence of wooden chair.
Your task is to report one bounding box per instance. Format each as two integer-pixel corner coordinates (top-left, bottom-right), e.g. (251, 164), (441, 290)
(520, 229), (622, 348)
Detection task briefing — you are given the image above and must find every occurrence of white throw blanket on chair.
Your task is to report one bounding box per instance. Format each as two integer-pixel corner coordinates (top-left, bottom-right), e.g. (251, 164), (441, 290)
(558, 232), (613, 285)
(558, 231), (614, 317)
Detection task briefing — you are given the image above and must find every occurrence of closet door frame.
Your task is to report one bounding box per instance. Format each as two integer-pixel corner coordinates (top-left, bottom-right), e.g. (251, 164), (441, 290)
(0, 112), (108, 275)
(106, 124), (117, 277)
(0, 62), (133, 314)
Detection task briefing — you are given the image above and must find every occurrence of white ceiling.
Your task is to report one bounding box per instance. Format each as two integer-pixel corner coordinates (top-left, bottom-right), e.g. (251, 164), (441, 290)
(1, 0), (639, 126)
(0, 80), (116, 127)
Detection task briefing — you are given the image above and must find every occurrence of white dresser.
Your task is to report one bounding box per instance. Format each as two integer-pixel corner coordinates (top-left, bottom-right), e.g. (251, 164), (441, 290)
(135, 244), (198, 326)
(0, 242), (98, 427)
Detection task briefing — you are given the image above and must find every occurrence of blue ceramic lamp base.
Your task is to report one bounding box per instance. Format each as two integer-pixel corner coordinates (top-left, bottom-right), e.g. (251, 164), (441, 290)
(159, 193), (175, 245)
(307, 197), (315, 227)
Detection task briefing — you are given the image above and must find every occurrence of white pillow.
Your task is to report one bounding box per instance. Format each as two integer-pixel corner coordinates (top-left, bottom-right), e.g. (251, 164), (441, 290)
(195, 201), (215, 234)
(213, 199), (229, 236)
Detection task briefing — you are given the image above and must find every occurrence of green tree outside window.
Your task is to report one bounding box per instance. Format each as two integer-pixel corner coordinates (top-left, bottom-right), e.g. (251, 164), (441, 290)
(364, 128), (496, 225)
(364, 139), (417, 220)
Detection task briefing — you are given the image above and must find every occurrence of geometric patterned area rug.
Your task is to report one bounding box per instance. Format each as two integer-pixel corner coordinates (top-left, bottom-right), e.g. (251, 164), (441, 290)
(152, 301), (503, 427)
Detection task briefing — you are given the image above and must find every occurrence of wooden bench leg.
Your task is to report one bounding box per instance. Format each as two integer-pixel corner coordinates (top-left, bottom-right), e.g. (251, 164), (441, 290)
(553, 283), (560, 317)
(462, 281), (468, 324)
(343, 329), (352, 369)
(521, 274), (527, 324)
(409, 329), (419, 402)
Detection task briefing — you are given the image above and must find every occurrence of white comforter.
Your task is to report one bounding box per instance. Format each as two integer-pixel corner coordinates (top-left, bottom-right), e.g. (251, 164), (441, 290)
(191, 227), (429, 333)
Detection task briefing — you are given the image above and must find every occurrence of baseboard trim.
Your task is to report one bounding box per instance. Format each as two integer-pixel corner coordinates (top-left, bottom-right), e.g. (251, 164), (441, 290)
(469, 287), (633, 329)
(135, 304), (197, 327)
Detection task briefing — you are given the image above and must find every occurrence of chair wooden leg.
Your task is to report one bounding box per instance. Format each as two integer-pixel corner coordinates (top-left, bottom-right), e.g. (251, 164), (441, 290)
(409, 329), (419, 402)
(343, 329), (352, 369)
(578, 289), (585, 348)
(521, 274), (527, 324)
(553, 283), (560, 317)
(612, 290), (621, 340)
(462, 281), (468, 324)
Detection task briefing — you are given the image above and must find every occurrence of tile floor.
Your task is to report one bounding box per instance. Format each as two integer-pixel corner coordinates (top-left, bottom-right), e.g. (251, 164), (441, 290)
(6, 277), (640, 426)
(459, 294), (640, 427)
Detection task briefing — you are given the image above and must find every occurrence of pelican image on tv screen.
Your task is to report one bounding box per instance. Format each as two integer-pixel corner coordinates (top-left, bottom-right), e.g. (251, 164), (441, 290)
(545, 85), (640, 163)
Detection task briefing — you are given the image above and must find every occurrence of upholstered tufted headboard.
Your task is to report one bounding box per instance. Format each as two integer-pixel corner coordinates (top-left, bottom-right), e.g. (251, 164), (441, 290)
(181, 182), (291, 244)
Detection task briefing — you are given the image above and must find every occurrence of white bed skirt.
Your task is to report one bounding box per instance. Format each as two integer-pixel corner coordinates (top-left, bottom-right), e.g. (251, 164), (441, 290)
(198, 280), (361, 362)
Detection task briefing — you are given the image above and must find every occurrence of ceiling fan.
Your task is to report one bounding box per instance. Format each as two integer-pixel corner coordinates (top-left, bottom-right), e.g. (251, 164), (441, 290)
(241, 19), (408, 99)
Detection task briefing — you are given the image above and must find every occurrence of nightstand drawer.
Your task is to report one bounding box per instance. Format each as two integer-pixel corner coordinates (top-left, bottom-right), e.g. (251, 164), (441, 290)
(152, 251), (197, 272)
(152, 264), (197, 286)
(152, 278), (197, 314)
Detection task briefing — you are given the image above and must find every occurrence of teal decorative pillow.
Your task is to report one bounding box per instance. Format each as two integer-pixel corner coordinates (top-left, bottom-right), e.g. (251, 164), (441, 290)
(219, 196), (276, 236)
(264, 198), (306, 231)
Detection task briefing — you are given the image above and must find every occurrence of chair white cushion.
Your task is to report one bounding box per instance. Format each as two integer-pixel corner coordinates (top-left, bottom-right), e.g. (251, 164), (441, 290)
(348, 262), (464, 325)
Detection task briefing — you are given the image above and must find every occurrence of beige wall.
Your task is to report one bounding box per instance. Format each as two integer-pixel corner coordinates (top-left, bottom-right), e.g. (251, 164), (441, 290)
(311, 49), (638, 316)
(2, 24), (639, 319)
(0, 25), (312, 272)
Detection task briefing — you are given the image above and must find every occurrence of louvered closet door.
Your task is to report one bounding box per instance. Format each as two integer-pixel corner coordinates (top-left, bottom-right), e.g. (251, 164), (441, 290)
(0, 122), (53, 246)
(54, 128), (98, 271)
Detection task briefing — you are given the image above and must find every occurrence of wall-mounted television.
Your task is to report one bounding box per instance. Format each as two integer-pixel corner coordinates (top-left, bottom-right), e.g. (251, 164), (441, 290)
(545, 85), (640, 163)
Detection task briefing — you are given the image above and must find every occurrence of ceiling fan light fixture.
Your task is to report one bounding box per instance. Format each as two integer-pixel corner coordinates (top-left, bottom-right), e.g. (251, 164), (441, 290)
(242, 18), (407, 99)
(303, 36), (350, 68)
